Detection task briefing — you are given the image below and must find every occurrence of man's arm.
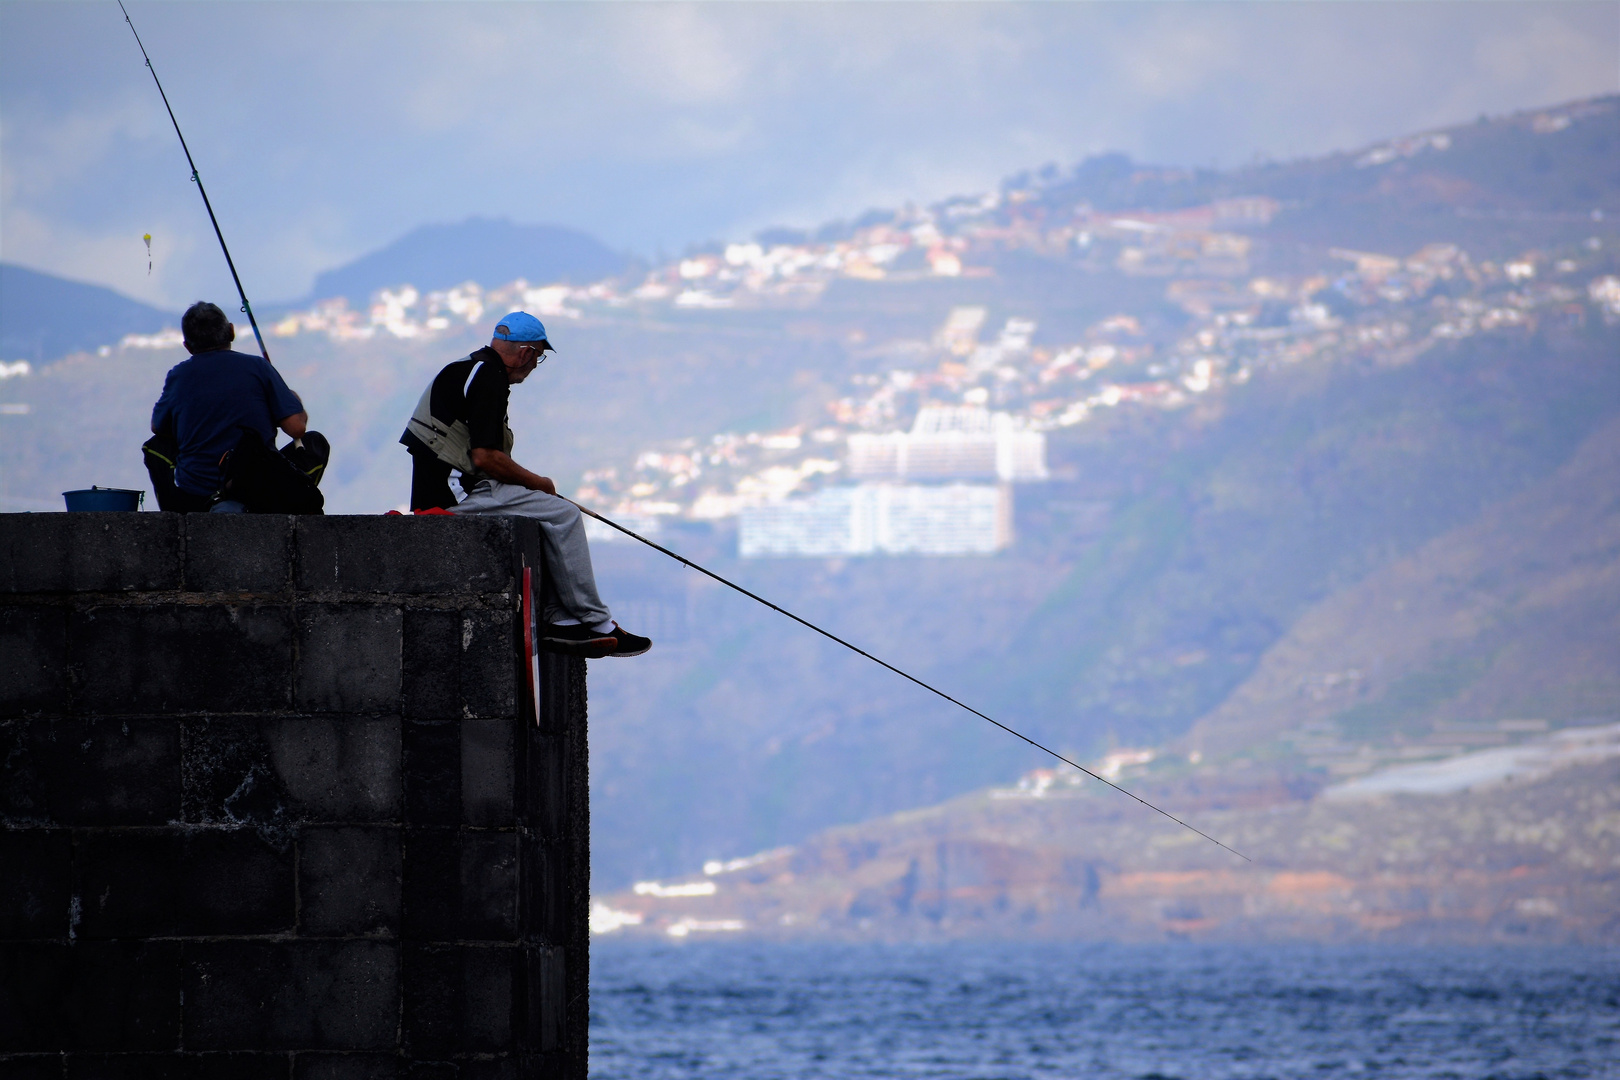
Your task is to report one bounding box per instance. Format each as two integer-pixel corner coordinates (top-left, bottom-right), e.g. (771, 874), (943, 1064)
(151, 369), (177, 434)
(469, 448), (556, 495)
(264, 363), (306, 440)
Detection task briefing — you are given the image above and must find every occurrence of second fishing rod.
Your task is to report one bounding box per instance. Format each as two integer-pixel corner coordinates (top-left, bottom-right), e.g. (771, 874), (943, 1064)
(118, 0), (270, 363)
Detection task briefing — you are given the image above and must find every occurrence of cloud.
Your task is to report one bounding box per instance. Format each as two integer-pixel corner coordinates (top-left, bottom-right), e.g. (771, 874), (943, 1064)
(2, 1), (1615, 306)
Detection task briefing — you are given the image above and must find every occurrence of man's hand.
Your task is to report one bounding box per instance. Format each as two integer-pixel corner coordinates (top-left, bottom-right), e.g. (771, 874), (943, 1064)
(469, 448), (555, 494)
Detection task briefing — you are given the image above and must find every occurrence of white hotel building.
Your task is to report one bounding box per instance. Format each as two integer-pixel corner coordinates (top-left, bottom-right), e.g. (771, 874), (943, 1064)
(740, 407), (1046, 558)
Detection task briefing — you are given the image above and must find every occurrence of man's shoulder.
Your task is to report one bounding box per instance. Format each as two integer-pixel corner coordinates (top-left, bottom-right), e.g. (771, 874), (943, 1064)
(432, 350), (480, 378)
(194, 348), (272, 371)
(465, 351), (510, 400)
(433, 348), (505, 389)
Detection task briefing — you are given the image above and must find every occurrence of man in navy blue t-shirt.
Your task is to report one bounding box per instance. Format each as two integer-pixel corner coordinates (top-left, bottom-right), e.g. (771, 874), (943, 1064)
(149, 301), (309, 511)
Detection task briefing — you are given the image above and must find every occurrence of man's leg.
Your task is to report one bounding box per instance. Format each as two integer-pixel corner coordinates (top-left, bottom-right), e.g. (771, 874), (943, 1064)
(453, 481), (613, 629)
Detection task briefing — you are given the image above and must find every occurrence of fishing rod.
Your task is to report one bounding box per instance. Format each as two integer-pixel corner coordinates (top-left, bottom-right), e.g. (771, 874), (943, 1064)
(117, 0), (271, 362)
(568, 498), (1251, 862)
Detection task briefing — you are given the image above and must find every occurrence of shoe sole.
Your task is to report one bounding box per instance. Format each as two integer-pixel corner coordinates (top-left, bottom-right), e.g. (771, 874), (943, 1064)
(538, 635), (617, 659)
(609, 642), (651, 657)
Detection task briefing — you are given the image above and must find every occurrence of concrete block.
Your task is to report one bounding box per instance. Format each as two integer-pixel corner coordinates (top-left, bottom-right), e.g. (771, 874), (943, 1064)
(457, 610), (515, 719)
(62, 1053), (290, 1080)
(295, 607), (402, 714)
(72, 606), (293, 715)
(1, 719), (180, 828)
(401, 945), (514, 1057)
(400, 611), (457, 720)
(181, 718), (294, 828)
(521, 735), (565, 840)
(519, 838), (561, 948)
(0, 830), (71, 939)
(403, 1062), (456, 1080)
(295, 517), (515, 597)
(0, 941), (182, 1052)
(0, 514), (181, 595)
(458, 947), (514, 1050)
(183, 941), (399, 1052)
(523, 945), (566, 1054)
(271, 718), (402, 823)
(457, 1061), (520, 1080)
(398, 946), (456, 1057)
(535, 654), (586, 737)
(458, 833), (519, 941)
(182, 718), (401, 827)
(402, 610), (515, 721)
(299, 827), (401, 937)
(400, 831), (517, 943)
(0, 944), (66, 1050)
(184, 515), (294, 594)
(402, 722), (459, 828)
(0, 1055), (63, 1079)
(175, 831), (297, 935)
(66, 834), (176, 939)
(400, 830), (456, 940)
(0, 606), (69, 717)
(461, 719), (513, 827)
(292, 1054), (401, 1080)
(72, 831), (295, 939)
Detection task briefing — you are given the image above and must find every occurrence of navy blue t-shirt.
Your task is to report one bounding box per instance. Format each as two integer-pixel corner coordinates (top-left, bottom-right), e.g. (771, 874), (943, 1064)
(151, 348), (304, 496)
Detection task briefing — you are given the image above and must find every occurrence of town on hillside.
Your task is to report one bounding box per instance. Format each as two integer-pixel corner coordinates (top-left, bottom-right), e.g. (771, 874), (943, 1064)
(95, 98), (1620, 559)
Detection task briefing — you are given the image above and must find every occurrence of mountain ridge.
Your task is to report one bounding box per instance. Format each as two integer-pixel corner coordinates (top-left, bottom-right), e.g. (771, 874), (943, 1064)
(305, 217), (633, 306)
(0, 263), (175, 364)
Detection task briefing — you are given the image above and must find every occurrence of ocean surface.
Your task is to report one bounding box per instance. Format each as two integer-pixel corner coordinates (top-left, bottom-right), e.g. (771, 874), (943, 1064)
(589, 941), (1620, 1079)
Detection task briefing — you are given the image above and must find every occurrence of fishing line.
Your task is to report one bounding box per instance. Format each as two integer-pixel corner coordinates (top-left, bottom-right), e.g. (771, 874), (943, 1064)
(569, 498), (1251, 862)
(117, 0), (271, 362)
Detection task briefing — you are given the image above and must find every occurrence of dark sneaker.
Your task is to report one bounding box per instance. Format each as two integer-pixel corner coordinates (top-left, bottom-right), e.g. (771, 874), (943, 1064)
(538, 622), (617, 659)
(606, 623), (652, 657)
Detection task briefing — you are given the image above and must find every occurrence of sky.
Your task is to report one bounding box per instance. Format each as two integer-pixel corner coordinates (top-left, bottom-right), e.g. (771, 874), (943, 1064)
(2, 1), (1616, 309)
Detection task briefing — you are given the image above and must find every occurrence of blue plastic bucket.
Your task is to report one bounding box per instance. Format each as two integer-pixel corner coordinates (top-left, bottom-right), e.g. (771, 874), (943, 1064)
(63, 487), (145, 512)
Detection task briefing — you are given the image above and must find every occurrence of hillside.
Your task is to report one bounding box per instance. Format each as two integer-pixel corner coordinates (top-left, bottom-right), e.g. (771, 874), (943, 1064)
(1181, 414), (1620, 766)
(594, 725), (1620, 943)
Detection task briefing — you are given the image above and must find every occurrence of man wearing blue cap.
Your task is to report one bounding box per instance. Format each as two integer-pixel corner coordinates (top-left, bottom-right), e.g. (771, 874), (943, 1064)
(400, 312), (650, 658)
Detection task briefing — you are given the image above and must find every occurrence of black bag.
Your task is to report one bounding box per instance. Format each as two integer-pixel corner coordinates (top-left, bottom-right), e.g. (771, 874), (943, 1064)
(218, 428), (329, 514)
(143, 430), (185, 511)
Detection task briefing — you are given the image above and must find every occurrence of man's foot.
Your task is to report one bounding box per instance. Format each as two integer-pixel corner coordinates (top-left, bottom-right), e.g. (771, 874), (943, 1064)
(606, 623), (652, 657)
(538, 622), (617, 659)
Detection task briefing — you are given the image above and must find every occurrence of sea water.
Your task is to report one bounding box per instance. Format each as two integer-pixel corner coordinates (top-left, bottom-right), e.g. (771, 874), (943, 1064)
(590, 941), (1620, 1079)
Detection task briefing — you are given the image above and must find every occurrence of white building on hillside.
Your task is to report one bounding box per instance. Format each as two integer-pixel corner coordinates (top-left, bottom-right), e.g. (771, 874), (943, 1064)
(739, 483), (1011, 558)
(847, 405), (1048, 482)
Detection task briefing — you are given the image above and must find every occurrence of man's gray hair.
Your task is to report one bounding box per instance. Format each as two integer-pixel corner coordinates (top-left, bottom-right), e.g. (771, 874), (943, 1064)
(181, 301), (233, 352)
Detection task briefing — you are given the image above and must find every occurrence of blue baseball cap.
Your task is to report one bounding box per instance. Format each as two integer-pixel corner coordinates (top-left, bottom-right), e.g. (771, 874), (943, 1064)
(492, 311), (551, 347)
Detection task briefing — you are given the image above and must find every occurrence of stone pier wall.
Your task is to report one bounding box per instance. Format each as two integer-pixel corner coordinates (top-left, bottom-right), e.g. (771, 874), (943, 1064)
(0, 513), (589, 1079)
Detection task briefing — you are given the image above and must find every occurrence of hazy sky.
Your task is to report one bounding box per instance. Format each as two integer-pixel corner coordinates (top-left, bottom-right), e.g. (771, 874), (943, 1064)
(2, 1), (1616, 308)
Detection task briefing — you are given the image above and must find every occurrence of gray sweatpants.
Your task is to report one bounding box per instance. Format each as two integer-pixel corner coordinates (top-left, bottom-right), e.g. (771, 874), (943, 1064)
(452, 481), (613, 629)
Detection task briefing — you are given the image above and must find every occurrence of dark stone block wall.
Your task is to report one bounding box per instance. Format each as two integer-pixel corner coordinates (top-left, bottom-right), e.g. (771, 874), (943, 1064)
(0, 514), (590, 1079)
